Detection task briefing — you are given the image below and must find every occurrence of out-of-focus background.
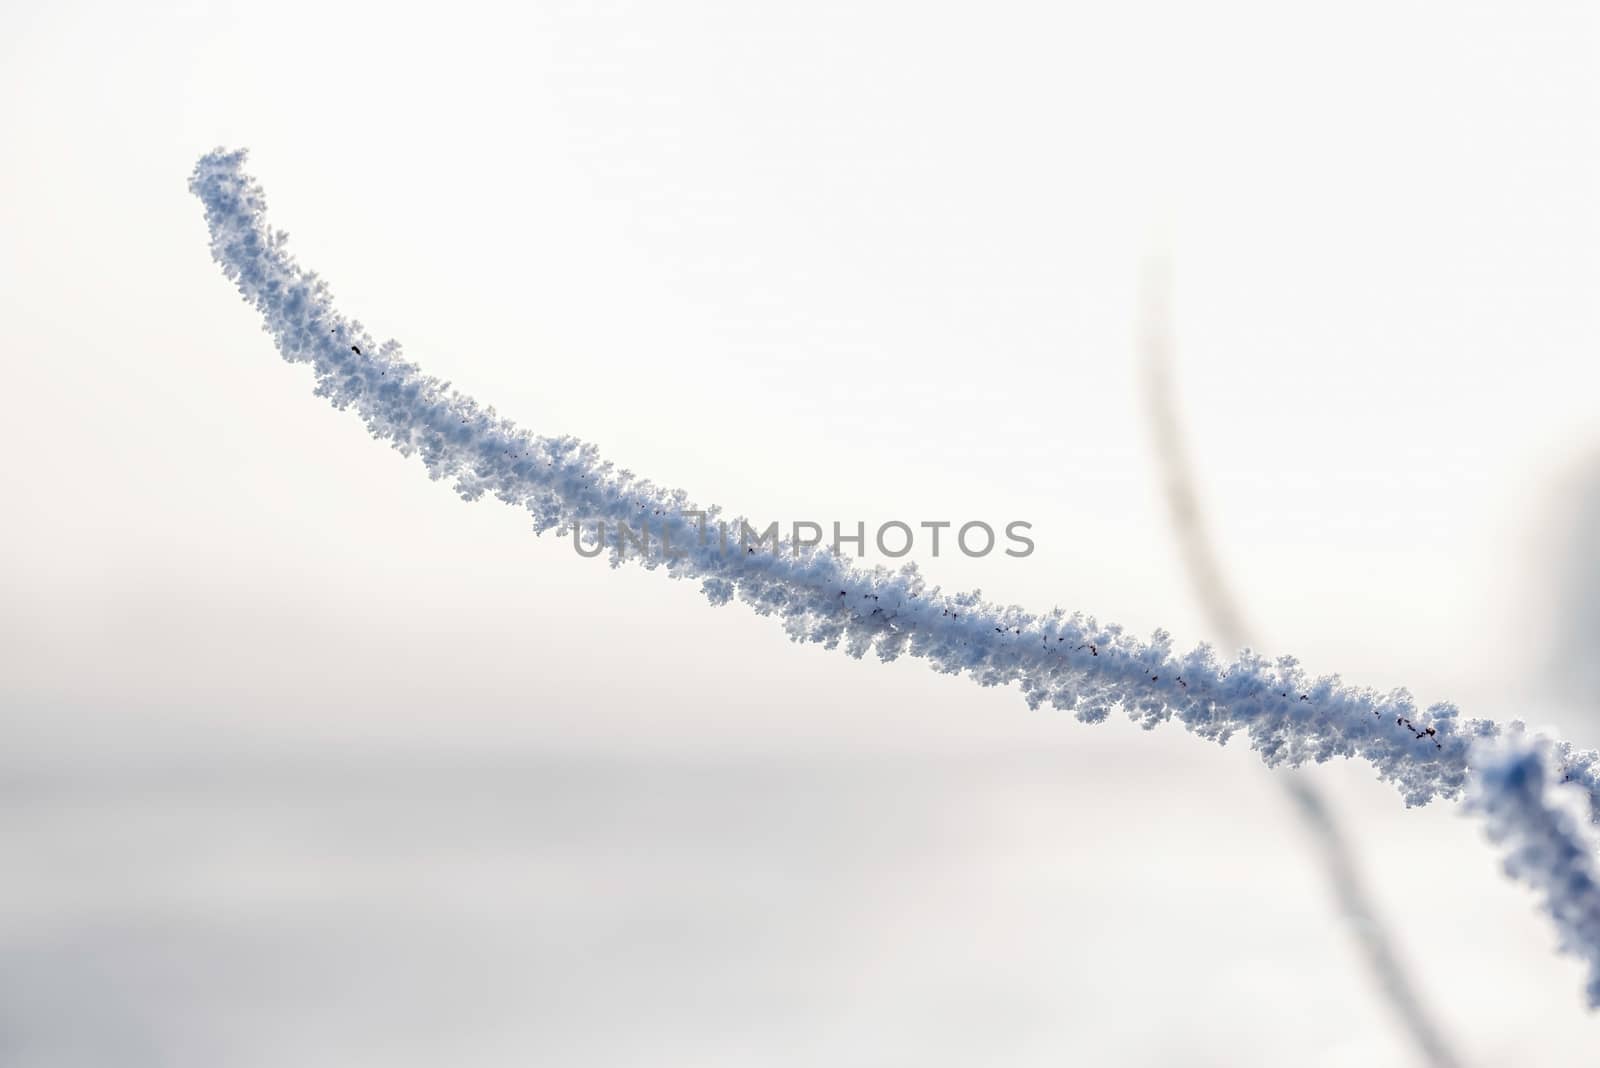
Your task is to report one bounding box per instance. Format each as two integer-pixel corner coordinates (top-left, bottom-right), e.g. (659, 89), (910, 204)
(3, 1), (1599, 1064)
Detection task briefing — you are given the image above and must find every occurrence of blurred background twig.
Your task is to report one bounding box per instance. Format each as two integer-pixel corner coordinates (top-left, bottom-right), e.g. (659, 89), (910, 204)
(1137, 248), (1463, 1068)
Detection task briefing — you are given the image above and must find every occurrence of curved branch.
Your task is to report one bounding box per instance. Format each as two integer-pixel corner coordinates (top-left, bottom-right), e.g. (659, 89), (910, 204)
(190, 149), (1600, 1007)
(1136, 245), (1460, 1065)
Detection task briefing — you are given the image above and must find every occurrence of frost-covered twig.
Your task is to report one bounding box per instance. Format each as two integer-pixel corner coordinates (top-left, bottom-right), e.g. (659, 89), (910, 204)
(1137, 250), (1461, 1065)
(1469, 734), (1600, 1004)
(189, 149), (1600, 1004)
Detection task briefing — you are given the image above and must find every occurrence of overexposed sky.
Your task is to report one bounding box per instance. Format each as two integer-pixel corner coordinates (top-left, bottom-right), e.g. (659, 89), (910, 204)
(3, 2), (1599, 1063)
(3, 0), (1596, 739)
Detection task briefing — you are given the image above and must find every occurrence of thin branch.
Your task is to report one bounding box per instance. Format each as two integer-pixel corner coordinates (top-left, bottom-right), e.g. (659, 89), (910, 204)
(1137, 248), (1463, 1068)
(189, 149), (1600, 1009)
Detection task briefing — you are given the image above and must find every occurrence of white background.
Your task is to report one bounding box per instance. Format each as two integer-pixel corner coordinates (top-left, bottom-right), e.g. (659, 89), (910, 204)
(2, 1), (1599, 1064)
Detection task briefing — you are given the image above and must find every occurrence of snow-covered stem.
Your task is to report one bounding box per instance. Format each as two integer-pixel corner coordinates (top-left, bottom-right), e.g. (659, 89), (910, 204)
(1470, 734), (1600, 1005)
(190, 149), (1600, 1002)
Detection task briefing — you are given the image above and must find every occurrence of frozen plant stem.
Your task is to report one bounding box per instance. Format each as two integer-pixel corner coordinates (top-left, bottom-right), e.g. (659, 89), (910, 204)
(1470, 736), (1600, 1007)
(190, 149), (1600, 1006)
(1137, 249), (1461, 1067)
